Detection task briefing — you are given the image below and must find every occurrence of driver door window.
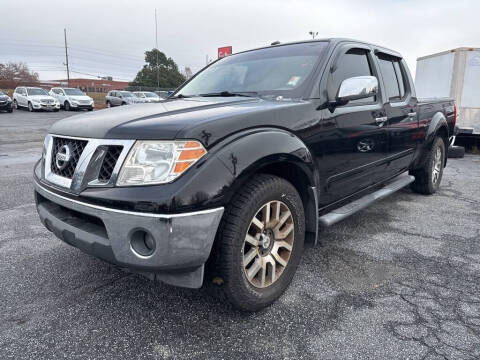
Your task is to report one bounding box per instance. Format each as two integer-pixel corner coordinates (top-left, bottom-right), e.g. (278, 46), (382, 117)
(331, 49), (376, 104)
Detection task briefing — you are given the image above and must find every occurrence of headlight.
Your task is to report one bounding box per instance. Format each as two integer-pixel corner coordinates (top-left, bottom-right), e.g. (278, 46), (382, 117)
(117, 140), (207, 186)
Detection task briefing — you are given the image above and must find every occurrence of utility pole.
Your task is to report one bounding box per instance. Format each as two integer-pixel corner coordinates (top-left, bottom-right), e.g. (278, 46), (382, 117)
(309, 31), (318, 39)
(155, 9), (159, 89)
(64, 28), (70, 86)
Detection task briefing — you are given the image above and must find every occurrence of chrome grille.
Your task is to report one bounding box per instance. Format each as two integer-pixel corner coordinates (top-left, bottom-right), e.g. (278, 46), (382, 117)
(50, 137), (88, 178)
(43, 135), (134, 194)
(98, 146), (123, 182)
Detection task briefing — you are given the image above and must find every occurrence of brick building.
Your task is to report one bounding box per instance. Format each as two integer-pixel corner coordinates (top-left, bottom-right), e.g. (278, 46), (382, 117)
(42, 78), (130, 93)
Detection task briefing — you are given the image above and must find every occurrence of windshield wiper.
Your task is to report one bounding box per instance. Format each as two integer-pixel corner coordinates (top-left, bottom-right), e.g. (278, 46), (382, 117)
(198, 91), (258, 98)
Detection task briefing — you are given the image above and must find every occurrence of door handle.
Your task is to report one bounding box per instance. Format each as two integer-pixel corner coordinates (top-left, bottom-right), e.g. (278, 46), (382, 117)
(375, 116), (388, 126)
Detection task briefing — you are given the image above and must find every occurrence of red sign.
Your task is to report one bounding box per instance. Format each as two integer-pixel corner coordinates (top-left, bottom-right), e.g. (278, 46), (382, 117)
(218, 46), (232, 59)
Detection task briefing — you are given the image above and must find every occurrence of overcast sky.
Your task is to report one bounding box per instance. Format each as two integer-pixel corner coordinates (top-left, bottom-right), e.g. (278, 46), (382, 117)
(1, 0), (478, 81)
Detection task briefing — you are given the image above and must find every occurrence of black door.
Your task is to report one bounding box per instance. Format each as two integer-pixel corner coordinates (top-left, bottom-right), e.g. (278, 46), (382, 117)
(375, 54), (418, 176)
(304, 45), (389, 207)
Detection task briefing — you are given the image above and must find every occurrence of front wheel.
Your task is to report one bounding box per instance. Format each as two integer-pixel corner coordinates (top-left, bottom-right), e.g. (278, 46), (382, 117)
(13, 100), (18, 109)
(209, 174), (305, 311)
(64, 101), (70, 111)
(28, 102), (34, 112)
(410, 136), (445, 195)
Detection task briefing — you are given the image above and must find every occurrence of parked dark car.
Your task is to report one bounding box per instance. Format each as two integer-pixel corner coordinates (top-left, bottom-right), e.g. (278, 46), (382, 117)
(34, 39), (455, 311)
(0, 90), (13, 113)
(105, 90), (142, 107)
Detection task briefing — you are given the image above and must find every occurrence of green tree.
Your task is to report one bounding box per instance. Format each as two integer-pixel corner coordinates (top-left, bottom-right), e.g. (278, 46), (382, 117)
(131, 49), (186, 89)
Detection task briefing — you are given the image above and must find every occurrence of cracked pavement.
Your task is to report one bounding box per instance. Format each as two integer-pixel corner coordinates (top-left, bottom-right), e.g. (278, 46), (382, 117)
(1, 111), (479, 359)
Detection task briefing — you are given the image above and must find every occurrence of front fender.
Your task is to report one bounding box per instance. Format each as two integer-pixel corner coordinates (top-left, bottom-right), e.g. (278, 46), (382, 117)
(214, 128), (317, 188)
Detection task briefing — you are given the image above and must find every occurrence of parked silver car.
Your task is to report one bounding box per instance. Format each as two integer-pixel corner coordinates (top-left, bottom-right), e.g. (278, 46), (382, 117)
(105, 91), (141, 107)
(133, 91), (161, 103)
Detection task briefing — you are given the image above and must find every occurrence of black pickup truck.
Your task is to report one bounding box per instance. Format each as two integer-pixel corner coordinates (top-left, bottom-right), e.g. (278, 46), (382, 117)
(34, 39), (456, 311)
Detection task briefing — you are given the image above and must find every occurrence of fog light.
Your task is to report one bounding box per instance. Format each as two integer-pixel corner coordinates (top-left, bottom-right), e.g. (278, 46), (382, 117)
(130, 229), (156, 257)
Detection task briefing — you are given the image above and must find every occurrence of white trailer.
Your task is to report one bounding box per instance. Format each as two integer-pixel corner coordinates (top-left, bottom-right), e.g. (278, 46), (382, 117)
(416, 47), (480, 134)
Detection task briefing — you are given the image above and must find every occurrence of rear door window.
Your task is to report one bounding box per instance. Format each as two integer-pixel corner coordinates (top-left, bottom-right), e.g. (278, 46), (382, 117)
(377, 54), (407, 101)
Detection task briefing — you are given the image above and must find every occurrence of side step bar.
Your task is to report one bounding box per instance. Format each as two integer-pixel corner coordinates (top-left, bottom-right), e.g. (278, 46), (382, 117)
(318, 175), (415, 227)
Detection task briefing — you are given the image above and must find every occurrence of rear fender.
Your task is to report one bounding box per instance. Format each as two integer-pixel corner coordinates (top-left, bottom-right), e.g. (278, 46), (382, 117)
(413, 112), (449, 169)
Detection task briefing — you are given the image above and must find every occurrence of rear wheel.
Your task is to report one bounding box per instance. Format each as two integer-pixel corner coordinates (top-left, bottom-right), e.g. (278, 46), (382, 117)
(106, 101), (111, 108)
(410, 136), (445, 195)
(209, 174), (305, 311)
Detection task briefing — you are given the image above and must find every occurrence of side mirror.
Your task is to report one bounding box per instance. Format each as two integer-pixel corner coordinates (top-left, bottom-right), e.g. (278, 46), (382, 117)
(336, 76), (378, 104)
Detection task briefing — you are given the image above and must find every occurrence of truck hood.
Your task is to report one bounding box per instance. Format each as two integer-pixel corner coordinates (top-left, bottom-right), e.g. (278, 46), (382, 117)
(49, 97), (312, 147)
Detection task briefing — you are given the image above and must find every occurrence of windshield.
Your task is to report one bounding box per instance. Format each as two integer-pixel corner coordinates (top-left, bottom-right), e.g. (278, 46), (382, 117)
(145, 92), (158, 98)
(176, 42), (328, 98)
(120, 91), (134, 97)
(27, 88), (48, 96)
(64, 88), (85, 96)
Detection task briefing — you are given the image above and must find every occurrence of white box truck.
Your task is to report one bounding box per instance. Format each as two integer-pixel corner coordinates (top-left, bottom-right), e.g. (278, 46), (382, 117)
(416, 47), (480, 135)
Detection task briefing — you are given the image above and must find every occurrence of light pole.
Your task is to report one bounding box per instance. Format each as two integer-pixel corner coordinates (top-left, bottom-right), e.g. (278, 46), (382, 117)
(309, 31), (318, 39)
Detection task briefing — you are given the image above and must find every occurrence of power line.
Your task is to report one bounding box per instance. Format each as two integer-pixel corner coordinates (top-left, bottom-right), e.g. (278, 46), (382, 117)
(69, 69), (131, 82)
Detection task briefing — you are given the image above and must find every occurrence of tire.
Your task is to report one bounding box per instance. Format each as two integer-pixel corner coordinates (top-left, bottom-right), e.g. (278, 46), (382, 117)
(13, 100), (18, 110)
(8, 106), (13, 113)
(209, 174), (305, 311)
(28, 102), (34, 112)
(106, 101), (111, 108)
(121, 102), (126, 106)
(88, 107), (93, 111)
(448, 145), (465, 159)
(410, 137), (445, 195)
(64, 101), (70, 111)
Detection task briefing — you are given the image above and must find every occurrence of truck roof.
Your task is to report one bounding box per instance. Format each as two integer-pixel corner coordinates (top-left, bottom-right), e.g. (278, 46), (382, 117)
(417, 47), (480, 61)
(233, 38), (403, 59)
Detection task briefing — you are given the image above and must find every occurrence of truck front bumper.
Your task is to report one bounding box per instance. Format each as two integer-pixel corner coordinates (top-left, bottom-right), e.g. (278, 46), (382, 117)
(34, 180), (224, 288)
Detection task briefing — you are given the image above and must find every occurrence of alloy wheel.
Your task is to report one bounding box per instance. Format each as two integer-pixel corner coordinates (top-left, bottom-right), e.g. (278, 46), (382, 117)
(242, 200), (294, 288)
(432, 145), (443, 185)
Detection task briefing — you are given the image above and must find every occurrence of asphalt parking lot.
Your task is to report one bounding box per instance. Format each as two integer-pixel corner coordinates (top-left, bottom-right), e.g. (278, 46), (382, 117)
(1, 109), (479, 360)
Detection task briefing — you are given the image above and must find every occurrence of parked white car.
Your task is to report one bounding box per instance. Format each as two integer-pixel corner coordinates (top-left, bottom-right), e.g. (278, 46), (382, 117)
(50, 87), (94, 111)
(13, 87), (60, 112)
(133, 91), (161, 103)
